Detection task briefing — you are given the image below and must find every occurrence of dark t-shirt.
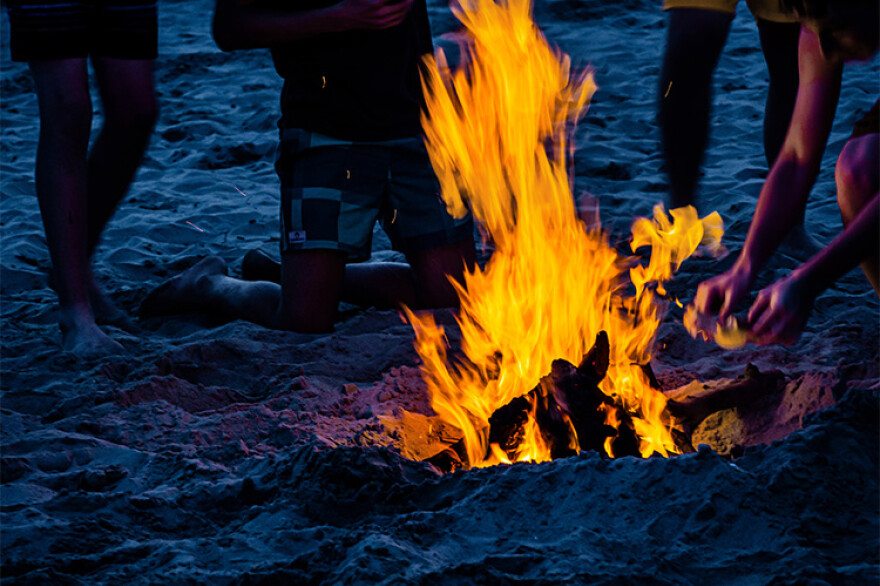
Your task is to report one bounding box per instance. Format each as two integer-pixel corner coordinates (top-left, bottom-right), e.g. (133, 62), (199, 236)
(265, 0), (434, 141)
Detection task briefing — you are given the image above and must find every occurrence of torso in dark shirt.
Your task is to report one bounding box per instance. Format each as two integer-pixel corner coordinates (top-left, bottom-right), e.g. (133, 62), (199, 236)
(262, 0), (434, 141)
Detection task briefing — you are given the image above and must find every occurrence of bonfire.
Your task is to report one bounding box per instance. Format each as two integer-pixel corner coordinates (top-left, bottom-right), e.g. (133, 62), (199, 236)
(404, 0), (725, 469)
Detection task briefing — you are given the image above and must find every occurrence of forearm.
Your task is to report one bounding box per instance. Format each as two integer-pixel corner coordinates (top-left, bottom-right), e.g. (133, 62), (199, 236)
(732, 26), (842, 282)
(213, 0), (345, 51)
(735, 155), (818, 276)
(793, 192), (879, 298)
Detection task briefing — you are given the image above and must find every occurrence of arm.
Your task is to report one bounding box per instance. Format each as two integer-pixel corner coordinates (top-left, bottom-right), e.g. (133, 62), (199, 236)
(213, 0), (413, 51)
(747, 191), (879, 345)
(694, 27), (843, 317)
(736, 28), (842, 281)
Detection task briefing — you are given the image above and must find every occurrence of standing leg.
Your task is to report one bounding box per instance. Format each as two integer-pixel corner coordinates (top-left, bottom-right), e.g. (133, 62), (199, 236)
(87, 57), (158, 324)
(88, 57), (157, 255)
(756, 19), (800, 168)
(30, 59), (124, 356)
(658, 8), (732, 210)
(406, 239), (476, 309)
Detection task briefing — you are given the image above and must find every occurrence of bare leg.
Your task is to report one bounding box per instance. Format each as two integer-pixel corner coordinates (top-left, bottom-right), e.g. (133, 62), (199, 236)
(243, 252), (421, 309)
(341, 262), (419, 309)
(30, 60), (123, 357)
(756, 19), (800, 168)
(142, 252), (346, 333)
(836, 133), (879, 293)
(144, 238), (475, 332)
(87, 57), (157, 325)
(406, 239), (476, 308)
(658, 8), (732, 210)
(278, 250), (346, 331)
(242, 239), (476, 309)
(141, 257), (286, 327)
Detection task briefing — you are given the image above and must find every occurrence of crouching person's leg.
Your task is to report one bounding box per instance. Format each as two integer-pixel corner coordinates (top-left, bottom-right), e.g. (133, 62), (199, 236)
(141, 252), (344, 332)
(836, 131), (879, 294)
(278, 250), (345, 332)
(408, 239), (477, 309)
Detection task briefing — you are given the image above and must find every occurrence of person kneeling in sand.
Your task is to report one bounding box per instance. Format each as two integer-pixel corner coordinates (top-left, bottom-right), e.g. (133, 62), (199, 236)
(694, 0), (878, 345)
(141, 0), (476, 333)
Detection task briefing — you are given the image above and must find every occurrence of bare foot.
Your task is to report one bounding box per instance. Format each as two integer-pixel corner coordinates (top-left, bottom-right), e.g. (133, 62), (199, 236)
(60, 314), (125, 359)
(241, 249), (281, 283)
(50, 267), (140, 332)
(89, 277), (141, 333)
(140, 256), (228, 317)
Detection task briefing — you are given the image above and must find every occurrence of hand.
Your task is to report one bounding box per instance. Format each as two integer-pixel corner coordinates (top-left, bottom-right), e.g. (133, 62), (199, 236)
(335, 0), (413, 31)
(693, 264), (754, 320)
(746, 271), (816, 346)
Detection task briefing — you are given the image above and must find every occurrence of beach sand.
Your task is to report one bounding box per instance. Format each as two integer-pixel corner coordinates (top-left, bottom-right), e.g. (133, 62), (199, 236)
(2, 0), (878, 582)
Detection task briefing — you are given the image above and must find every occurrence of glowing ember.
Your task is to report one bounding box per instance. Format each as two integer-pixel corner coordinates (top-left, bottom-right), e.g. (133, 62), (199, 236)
(405, 0), (724, 468)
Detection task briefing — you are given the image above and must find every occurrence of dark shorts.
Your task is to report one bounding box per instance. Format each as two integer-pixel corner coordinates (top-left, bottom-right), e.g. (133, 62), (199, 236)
(662, 0), (797, 23)
(6, 1), (158, 62)
(277, 128), (474, 262)
(851, 100), (880, 139)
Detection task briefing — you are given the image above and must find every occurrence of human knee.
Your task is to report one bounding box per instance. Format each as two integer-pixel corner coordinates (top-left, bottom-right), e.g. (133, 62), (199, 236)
(38, 84), (92, 140)
(105, 95), (159, 137)
(836, 137), (879, 221)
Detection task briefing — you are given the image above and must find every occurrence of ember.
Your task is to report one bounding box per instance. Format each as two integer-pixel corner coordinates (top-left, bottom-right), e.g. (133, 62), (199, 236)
(406, 0), (724, 469)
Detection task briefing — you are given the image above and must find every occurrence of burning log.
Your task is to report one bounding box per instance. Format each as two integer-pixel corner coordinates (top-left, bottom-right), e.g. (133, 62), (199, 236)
(428, 332), (642, 472)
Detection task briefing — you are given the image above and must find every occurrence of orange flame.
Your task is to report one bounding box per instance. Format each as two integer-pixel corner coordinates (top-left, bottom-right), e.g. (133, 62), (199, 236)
(407, 0), (724, 467)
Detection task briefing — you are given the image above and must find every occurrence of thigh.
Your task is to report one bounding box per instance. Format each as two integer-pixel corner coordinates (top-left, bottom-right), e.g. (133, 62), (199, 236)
(662, 8), (733, 75)
(29, 59), (91, 121)
(384, 139), (474, 257)
(836, 132), (879, 220)
(746, 0), (798, 23)
(91, 0), (158, 60)
(662, 0), (737, 16)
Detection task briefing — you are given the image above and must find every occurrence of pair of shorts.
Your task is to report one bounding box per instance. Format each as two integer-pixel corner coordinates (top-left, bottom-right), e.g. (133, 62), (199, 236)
(277, 128), (474, 263)
(6, 1), (158, 62)
(662, 0), (797, 23)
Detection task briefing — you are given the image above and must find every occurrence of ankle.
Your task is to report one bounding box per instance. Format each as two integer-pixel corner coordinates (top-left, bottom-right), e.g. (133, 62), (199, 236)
(58, 303), (96, 332)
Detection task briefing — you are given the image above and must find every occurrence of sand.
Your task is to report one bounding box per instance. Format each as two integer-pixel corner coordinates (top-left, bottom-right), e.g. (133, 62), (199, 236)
(2, 0), (878, 583)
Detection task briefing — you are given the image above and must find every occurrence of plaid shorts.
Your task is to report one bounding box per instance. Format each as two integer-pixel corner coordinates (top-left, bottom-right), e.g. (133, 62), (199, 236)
(6, 0), (158, 62)
(277, 128), (474, 262)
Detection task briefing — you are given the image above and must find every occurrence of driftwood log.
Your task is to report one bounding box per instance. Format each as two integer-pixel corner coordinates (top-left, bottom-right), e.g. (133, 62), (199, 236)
(664, 363), (786, 428)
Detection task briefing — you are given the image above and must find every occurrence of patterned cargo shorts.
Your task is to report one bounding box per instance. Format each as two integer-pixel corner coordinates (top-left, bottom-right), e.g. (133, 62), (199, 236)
(277, 128), (474, 263)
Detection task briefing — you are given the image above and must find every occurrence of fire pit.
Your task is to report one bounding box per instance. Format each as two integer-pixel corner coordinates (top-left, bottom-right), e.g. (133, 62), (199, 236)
(400, 0), (726, 470)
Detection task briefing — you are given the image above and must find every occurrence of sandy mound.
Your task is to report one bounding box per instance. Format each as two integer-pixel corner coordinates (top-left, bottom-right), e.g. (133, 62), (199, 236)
(2, 0), (877, 582)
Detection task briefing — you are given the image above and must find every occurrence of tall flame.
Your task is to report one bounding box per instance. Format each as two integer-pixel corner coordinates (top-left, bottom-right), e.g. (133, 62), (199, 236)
(407, 0), (723, 467)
